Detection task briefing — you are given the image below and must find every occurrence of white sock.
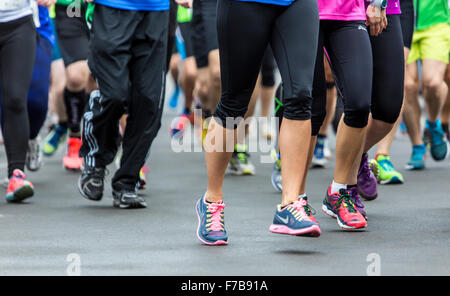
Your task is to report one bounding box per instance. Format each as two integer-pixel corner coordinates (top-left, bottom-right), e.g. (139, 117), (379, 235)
(298, 193), (307, 199)
(331, 181), (346, 194)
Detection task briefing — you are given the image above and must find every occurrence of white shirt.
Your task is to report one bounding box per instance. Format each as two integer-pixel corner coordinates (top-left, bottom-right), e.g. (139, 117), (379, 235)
(0, 0), (33, 23)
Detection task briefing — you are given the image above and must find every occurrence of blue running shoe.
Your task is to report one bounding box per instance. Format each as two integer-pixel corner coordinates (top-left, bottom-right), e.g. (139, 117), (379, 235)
(196, 196), (228, 245)
(42, 124), (67, 156)
(169, 85), (181, 109)
(311, 136), (327, 168)
(424, 119), (448, 161)
(405, 144), (426, 170)
(270, 148), (282, 192)
(269, 198), (321, 237)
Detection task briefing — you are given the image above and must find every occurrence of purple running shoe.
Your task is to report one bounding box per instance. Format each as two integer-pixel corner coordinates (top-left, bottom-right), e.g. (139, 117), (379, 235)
(357, 153), (378, 200)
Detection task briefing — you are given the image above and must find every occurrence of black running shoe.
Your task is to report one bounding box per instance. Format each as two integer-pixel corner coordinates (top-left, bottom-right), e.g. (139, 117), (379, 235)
(112, 189), (147, 209)
(78, 166), (105, 201)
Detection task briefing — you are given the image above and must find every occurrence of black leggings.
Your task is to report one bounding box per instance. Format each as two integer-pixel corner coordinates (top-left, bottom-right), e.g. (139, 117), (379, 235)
(261, 47), (276, 87)
(311, 20), (373, 135)
(214, 0), (319, 128)
(0, 16), (36, 177)
(370, 14), (404, 124)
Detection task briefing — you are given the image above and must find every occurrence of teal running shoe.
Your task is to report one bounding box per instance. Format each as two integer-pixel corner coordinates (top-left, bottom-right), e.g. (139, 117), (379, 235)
(423, 119), (448, 161)
(42, 124), (67, 156)
(405, 144), (426, 170)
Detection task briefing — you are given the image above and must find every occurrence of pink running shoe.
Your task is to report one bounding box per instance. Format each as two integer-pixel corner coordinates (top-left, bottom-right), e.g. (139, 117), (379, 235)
(6, 169), (34, 203)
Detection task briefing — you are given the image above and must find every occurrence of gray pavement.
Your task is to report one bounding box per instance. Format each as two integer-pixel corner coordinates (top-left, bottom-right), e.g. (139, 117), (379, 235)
(0, 97), (450, 276)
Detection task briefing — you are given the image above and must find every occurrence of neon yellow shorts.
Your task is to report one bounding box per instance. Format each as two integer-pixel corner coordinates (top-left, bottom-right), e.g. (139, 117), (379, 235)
(407, 23), (450, 64)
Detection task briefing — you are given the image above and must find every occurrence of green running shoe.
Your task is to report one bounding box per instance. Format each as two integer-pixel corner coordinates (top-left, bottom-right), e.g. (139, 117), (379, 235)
(42, 125), (67, 156)
(373, 154), (404, 185)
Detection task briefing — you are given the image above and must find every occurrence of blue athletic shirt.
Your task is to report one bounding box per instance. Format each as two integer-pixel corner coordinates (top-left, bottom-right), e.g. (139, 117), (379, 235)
(233, 0), (295, 6)
(94, 0), (170, 11)
(37, 6), (55, 46)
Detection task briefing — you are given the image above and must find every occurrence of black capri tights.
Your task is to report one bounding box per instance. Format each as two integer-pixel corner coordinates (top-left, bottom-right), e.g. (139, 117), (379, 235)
(213, 0), (319, 128)
(369, 14), (404, 124)
(311, 20), (373, 135)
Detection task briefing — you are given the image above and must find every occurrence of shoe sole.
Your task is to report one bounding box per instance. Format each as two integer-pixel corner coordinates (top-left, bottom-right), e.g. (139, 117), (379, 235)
(195, 199), (228, 246)
(269, 224), (321, 237)
(6, 185), (34, 203)
(379, 176), (403, 185)
(322, 204), (367, 230)
(77, 177), (103, 202)
(113, 199), (147, 209)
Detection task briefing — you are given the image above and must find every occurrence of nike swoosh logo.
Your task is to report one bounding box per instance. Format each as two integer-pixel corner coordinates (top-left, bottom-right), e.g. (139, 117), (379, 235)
(276, 214), (289, 224)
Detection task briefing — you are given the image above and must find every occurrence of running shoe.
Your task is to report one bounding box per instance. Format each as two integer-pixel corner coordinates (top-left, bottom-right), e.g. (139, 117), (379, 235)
(113, 188), (147, 209)
(374, 154), (404, 184)
(405, 144), (426, 170)
(137, 165), (150, 190)
(357, 153), (378, 200)
(78, 166), (105, 201)
(63, 137), (83, 171)
(348, 187), (367, 220)
(423, 119), (448, 161)
(196, 195), (228, 245)
(26, 138), (43, 171)
(271, 148), (282, 192)
(269, 197), (321, 237)
(322, 187), (367, 230)
(311, 136), (327, 168)
(168, 84), (181, 109)
(169, 113), (191, 138)
(228, 144), (255, 175)
(42, 124), (67, 156)
(6, 169), (34, 203)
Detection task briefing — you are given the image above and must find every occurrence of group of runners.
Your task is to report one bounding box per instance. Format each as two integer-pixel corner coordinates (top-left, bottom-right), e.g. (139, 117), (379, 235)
(0, 0), (449, 246)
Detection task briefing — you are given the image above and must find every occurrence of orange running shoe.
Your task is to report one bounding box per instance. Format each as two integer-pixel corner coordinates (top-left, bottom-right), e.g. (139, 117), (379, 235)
(63, 137), (83, 171)
(6, 169), (34, 203)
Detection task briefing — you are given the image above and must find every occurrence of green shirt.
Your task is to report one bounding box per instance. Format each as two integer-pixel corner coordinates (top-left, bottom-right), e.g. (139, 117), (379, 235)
(414, 0), (449, 30)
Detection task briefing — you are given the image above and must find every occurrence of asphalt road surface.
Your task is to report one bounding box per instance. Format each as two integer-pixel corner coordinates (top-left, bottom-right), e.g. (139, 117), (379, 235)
(0, 91), (449, 276)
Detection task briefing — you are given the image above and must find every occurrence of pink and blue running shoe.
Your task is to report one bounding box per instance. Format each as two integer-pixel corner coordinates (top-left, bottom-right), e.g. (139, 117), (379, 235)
(196, 196), (228, 245)
(269, 197), (321, 237)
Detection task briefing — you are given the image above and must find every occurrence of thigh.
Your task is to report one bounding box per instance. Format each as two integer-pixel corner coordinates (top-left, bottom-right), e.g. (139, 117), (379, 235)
(88, 4), (138, 101)
(324, 21), (373, 112)
(370, 15), (404, 122)
(0, 16), (36, 107)
(419, 24), (450, 64)
(217, 0), (273, 103)
(55, 4), (89, 66)
(271, 0), (319, 100)
(129, 10), (169, 110)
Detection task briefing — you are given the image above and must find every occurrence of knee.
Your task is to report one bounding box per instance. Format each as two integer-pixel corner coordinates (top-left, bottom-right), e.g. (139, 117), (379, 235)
(3, 89), (27, 113)
(282, 93), (313, 121)
(184, 68), (197, 85)
(66, 65), (88, 91)
(343, 99), (370, 128)
(404, 77), (419, 95)
(422, 77), (443, 97)
(209, 66), (221, 89)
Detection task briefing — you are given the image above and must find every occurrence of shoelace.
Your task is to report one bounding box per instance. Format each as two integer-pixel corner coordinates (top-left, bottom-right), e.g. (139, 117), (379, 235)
(379, 158), (394, 172)
(288, 199), (314, 220)
(206, 203), (225, 232)
(334, 191), (357, 213)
